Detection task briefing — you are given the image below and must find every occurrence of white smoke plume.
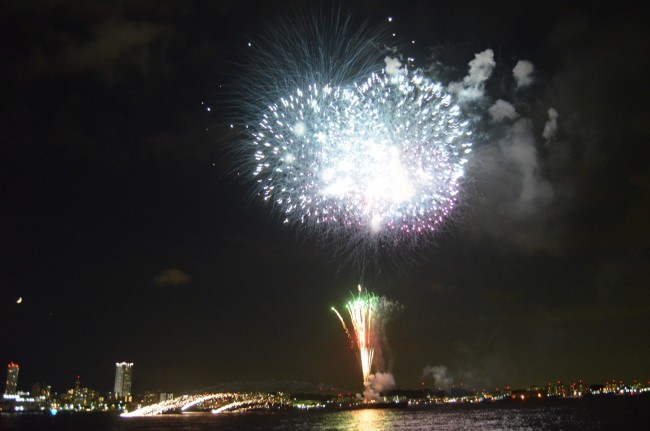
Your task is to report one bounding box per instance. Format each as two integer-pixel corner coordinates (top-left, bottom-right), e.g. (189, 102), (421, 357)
(489, 99), (519, 122)
(542, 107), (559, 142)
(362, 371), (396, 400)
(384, 56), (403, 77)
(464, 49), (496, 87)
(501, 118), (554, 213)
(422, 365), (453, 392)
(454, 53), (551, 215)
(448, 49), (495, 103)
(513, 60), (534, 88)
(468, 108), (558, 251)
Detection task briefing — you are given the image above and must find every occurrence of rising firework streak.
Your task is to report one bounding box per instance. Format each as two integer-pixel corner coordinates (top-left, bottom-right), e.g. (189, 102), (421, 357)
(332, 285), (401, 391)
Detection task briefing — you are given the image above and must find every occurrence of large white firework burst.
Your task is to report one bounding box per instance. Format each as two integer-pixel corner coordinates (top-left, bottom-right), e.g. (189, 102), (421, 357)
(235, 9), (472, 255)
(252, 69), (471, 236)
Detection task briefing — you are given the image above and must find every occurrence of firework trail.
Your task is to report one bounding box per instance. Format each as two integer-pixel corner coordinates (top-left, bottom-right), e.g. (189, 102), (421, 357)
(346, 287), (376, 384)
(332, 285), (401, 397)
(234, 9), (472, 261)
(331, 306), (355, 349)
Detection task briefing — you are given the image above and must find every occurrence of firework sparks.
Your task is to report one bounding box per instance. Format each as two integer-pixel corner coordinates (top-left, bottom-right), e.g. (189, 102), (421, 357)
(346, 289), (377, 384)
(236, 10), (472, 258)
(250, 70), (471, 238)
(331, 306), (355, 349)
(333, 286), (401, 396)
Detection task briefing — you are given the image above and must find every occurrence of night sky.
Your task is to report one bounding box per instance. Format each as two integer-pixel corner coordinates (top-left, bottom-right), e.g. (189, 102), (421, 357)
(1, 0), (648, 396)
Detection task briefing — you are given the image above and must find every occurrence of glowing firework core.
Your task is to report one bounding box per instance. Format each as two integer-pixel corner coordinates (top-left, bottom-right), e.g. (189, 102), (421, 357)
(250, 69), (472, 240)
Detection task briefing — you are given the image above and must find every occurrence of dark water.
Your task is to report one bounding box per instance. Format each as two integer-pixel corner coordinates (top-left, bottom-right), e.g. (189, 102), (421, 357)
(1, 397), (649, 430)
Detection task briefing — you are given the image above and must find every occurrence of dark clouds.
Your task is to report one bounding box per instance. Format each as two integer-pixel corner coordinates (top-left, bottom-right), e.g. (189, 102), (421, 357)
(154, 268), (191, 287)
(31, 18), (173, 81)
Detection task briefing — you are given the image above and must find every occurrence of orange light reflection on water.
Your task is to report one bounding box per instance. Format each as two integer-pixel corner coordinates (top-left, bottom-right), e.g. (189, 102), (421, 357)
(350, 408), (388, 431)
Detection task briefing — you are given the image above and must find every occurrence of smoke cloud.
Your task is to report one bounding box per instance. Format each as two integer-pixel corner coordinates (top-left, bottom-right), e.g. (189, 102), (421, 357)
(369, 296), (403, 374)
(362, 371), (396, 400)
(513, 60), (534, 88)
(457, 54), (573, 252)
(501, 118), (554, 213)
(448, 49), (495, 103)
(384, 56), (403, 77)
(464, 49), (496, 87)
(422, 365), (453, 392)
(458, 54), (551, 215)
(542, 107), (559, 142)
(489, 99), (519, 122)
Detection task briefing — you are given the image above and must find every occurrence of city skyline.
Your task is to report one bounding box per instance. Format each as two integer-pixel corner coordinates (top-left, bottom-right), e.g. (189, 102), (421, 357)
(1, 0), (648, 395)
(3, 358), (649, 416)
(3, 358), (649, 402)
(3, 361), (137, 397)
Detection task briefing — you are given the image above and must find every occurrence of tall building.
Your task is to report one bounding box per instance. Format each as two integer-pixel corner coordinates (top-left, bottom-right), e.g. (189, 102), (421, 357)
(5, 362), (19, 395)
(114, 362), (133, 398)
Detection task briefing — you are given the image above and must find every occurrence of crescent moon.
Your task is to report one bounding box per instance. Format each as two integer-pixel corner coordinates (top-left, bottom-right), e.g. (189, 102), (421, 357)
(16, 297), (22, 304)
